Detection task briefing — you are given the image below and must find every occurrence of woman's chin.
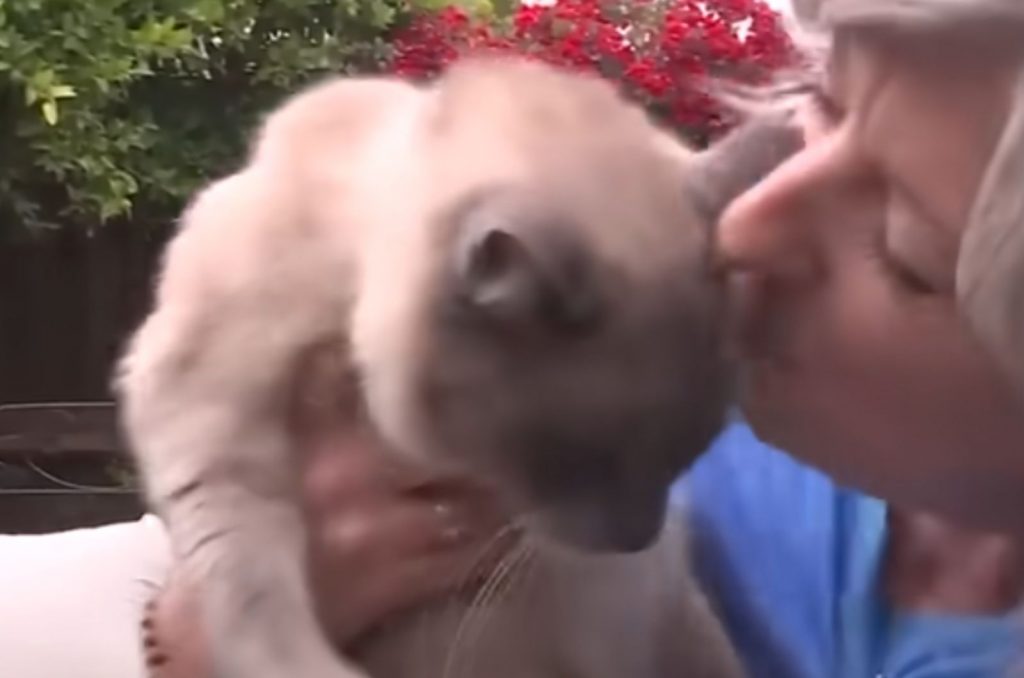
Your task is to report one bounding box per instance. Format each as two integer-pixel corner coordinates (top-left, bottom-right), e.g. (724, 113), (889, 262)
(736, 353), (797, 402)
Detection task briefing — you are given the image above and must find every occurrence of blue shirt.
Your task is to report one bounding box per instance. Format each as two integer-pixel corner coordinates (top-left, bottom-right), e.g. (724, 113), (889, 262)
(671, 421), (1022, 678)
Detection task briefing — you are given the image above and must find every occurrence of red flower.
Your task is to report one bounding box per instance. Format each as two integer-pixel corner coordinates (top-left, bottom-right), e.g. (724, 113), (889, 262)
(514, 6), (545, 36)
(437, 5), (470, 30)
(389, 0), (797, 145)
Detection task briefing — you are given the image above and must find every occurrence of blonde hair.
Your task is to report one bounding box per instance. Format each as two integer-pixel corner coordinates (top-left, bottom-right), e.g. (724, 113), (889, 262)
(957, 68), (1024, 392)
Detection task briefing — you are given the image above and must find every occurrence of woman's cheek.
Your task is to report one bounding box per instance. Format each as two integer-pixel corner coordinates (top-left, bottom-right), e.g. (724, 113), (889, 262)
(785, 271), (1021, 488)
(739, 272), (944, 470)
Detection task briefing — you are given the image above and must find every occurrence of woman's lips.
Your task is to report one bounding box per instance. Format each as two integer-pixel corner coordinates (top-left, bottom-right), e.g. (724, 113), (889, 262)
(723, 271), (795, 370)
(724, 271), (768, 360)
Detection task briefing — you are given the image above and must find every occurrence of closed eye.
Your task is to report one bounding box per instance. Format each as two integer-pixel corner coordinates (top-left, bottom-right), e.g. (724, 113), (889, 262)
(879, 244), (940, 295)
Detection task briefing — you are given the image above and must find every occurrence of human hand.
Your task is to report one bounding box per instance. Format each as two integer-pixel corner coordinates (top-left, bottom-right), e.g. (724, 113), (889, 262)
(299, 418), (510, 647)
(146, 349), (510, 676)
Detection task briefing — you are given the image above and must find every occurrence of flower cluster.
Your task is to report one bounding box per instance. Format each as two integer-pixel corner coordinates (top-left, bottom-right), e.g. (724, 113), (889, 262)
(389, 0), (798, 145)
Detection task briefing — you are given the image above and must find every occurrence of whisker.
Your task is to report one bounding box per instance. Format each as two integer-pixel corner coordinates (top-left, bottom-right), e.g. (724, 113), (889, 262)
(443, 536), (537, 678)
(454, 521), (521, 592)
(405, 520), (520, 670)
(460, 540), (540, 678)
(442, 546), (523, 678)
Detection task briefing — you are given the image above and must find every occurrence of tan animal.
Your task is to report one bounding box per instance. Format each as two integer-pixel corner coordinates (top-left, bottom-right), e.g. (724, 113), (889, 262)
(115, 55), (794, 678)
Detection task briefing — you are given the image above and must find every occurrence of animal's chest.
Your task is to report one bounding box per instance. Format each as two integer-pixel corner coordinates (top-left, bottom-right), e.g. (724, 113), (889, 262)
(352, 562), (663, 678)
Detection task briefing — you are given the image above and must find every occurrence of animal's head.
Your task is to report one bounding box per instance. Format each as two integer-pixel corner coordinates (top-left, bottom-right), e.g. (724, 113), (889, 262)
(353, 57), (798, 553)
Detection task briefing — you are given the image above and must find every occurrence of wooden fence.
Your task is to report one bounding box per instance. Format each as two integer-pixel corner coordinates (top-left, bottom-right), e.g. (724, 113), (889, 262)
(0, 222), (171, 404)
(0, 224), (170, 532)
(0, 401), (143, 533)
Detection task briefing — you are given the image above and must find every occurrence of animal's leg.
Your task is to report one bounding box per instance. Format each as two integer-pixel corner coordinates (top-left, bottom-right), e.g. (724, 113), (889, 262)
(174, 428), (367, 676)
(117, 178), (365, 678)
(123, 321), (367, 678)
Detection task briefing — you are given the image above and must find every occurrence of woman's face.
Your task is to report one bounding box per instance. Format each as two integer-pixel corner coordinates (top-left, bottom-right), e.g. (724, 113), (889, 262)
(717, 28), (1024, 532)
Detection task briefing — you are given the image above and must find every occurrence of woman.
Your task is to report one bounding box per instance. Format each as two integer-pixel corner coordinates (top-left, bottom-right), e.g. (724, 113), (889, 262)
(5, 1), (1024, 676)
(678, 4), (1024, 674)
(720, 0), (1024, 535)
(687, 2), (1024, 675)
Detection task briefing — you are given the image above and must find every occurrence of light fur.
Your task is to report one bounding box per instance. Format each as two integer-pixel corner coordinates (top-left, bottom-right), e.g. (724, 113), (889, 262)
(115, 56), (751, 678)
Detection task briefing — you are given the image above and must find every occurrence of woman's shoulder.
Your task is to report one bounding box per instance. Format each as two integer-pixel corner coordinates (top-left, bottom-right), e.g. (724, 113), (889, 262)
(673, 419), (878, 678)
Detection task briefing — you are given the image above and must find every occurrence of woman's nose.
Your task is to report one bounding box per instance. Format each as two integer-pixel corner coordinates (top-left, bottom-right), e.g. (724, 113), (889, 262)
(714, 126), (861, 283)
(715, 177), (817, 284)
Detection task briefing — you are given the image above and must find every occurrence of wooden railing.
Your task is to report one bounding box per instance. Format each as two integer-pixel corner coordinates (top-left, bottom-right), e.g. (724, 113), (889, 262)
(0, 402), (144, 534)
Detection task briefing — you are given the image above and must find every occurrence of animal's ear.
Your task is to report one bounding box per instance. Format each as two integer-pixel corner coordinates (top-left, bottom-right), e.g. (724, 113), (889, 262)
(452, 200), (601, 334)
(687, 114), (804, 225)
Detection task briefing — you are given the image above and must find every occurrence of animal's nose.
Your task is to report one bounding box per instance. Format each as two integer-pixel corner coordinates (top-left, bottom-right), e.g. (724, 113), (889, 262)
(545, 506), (664, 554)
(559, 487), (668, 554)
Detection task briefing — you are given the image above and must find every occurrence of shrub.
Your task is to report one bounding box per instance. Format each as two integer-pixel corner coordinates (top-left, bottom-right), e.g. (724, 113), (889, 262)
(390, 0), (797, 146)
(0, 0), (793, 236)
(0, 0), (409, 235)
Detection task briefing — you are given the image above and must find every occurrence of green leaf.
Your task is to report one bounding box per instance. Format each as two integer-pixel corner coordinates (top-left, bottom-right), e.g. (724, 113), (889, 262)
(491, 0), (516, 16)
(187, 0), (225, 23)
(41, 100), (58, 125)
(367, 0), (397, 28)
(30, 68), (56, 91)
(1, 0), (616, 234)
(412, 0), (493, 15)
(50, 84), (76, 99)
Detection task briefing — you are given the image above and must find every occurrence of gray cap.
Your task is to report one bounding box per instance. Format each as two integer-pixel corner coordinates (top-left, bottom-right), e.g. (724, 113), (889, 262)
(793, 0), (1024, 31)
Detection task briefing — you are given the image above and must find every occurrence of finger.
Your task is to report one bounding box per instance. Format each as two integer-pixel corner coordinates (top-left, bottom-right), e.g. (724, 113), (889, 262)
(300, 443), (455, 518)
(301, 434), (501, 517)
(310, 506), (494, 643)
(300, 432), (393, 516)
(315, 497), (493, 571)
